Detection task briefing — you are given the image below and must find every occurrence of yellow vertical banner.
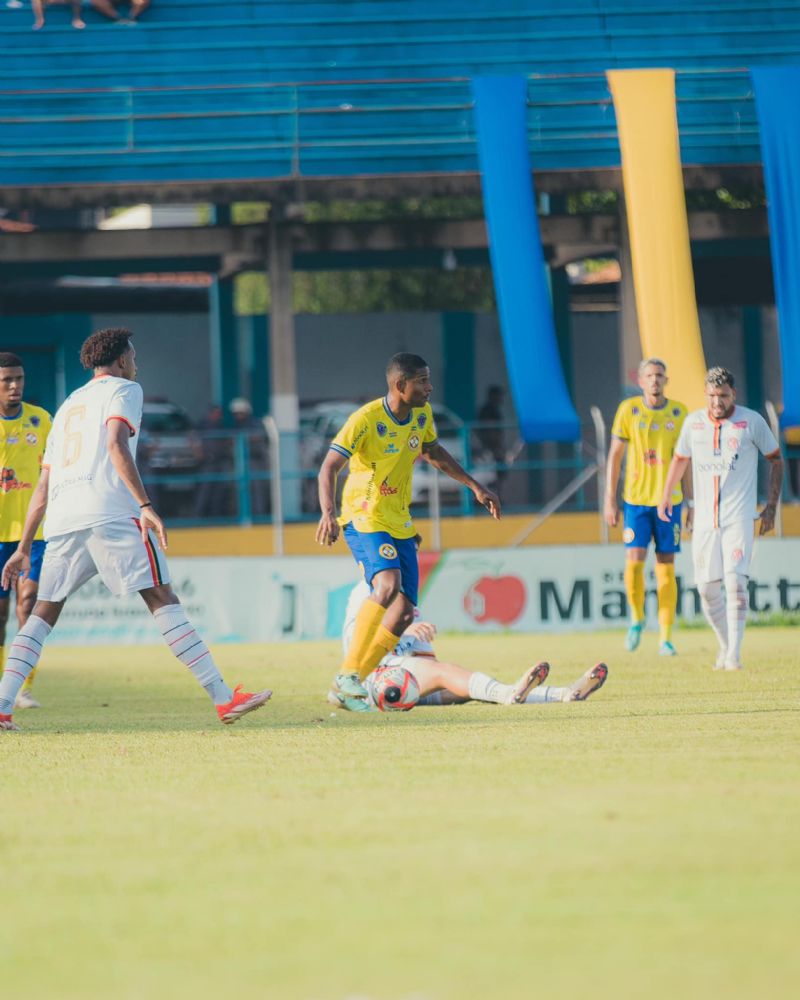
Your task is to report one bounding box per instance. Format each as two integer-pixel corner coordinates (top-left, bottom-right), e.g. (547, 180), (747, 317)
(607, 69), (707, 410)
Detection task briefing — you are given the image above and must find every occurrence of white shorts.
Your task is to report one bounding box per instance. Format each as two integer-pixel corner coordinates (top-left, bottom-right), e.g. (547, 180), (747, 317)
(691, 521), (755, 585)
(38, 518), (170, 601)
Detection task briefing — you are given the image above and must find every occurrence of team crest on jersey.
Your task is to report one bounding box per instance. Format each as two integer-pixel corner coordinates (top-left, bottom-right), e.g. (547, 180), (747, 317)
(418, 413), (427, 429)
(29, 416), (40, 427)
(672, 408), (681, 417)
(728, 437), (739, 451)
(665, 421), (675, 431)
(379, 543), (398, 559)
(408, 434), (420, 450)
(376, 422), (388, 438)
(632, 406), (640, 416)
(622, 527), (635, 543)
(25, 433), (37, 445)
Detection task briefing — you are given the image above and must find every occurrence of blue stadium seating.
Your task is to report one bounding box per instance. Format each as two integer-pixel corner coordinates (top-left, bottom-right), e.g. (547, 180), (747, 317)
(1, 0), (798, 187)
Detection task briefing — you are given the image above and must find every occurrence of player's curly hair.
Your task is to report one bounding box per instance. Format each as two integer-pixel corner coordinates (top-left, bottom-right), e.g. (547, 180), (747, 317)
(79, 328), (133, 370)
(705, 366), (735, 389)
(386, 352), (428, 381)
(0, 352), (23, 369)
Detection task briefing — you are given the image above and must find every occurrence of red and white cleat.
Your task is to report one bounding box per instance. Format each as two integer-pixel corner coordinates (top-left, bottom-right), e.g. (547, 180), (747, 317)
(508, 661), (550, 704)
(216, 684), (273, 725)
(0, 713), (21, 732)
(563, 663), (609, 702)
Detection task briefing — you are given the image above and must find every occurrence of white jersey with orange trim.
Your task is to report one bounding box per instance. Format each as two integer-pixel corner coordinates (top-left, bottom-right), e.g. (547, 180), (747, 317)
(674, 405), (779, 531)
(42, 375), (143, 538)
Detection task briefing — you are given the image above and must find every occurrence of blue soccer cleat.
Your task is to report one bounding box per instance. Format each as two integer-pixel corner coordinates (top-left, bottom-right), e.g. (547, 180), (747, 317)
(624, 622), (643, 651)
(659, 640), (677, 657)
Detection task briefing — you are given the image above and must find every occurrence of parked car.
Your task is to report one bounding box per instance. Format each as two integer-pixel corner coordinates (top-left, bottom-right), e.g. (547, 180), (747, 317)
(139, 401), (202, 473)
(298, 399), (498, 511)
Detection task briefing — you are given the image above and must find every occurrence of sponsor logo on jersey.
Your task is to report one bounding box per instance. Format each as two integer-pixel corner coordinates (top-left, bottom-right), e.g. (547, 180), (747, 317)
(651, 423), (660, 431)
(349, 425), (367, 451)
(384, 443), (399, 454)
(6, 436), (18, 445)
(376, 421), (388, 437)
(25, 433), (37, 445)
(731, 548), (744, 563)
(1, 467), (31, 492)
(379, 478), (398, 496)
(665, 421), (675, 431)
(408, 434), (420, 450)
(378, 543), (398, 559)
(734, 420), (748, 429)
(643, 449), (660, 466)
(697, 459), (738, 473)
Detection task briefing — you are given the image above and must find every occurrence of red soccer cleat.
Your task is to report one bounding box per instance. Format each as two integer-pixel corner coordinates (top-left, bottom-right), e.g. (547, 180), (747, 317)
(0, 713), (21, 732)
(216, 684), (273, 725)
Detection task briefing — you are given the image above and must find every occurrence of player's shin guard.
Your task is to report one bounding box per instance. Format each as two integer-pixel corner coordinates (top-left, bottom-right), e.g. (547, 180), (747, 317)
(152, 604), (232, 704)
(624, 560), (646, 623)
(340, 598), (385, 677)
(0, 615), (51, 714)
(655, 563), (677, 643)
(724, 572), (748, 667)
(467, 672), (512, 705)
(357, 625), (402, 681)
(699, 580), (728, 661)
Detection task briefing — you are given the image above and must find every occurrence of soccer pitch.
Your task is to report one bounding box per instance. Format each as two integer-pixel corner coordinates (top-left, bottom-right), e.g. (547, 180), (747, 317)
(3, 629), (799, 1000)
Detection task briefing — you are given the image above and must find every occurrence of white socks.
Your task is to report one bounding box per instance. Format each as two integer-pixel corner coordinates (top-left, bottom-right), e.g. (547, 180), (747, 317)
(0, 614), (51, 714)
(152, 604), (232, 705)
(525, 685), (568, 704)
(467, 671), (514, 705)
(699, 580), (728, 665)
(724, 572), (748, 668)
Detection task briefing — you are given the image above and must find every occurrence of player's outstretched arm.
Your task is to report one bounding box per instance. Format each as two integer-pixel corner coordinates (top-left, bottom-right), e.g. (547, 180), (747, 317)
(316, 449), (348, 545)
(604, 437), (626, 527)
(759, 451), (784, 535)
(657, 454), (690, 521)
(106, 420), (167, 548)
(422, 441), (501, 518)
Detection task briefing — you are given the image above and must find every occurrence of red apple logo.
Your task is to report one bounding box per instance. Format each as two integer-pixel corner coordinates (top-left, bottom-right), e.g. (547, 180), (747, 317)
(464, 576), (527, 625)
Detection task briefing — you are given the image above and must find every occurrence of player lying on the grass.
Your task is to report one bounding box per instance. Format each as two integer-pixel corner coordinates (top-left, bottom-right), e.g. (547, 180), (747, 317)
(0, 328), (271, 733)
(343, 579), (608, 708)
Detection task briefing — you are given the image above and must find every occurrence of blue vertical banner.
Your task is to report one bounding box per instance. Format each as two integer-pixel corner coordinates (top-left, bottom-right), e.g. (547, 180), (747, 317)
(472, 76), (579, 442)
(751, 67), (800, 427)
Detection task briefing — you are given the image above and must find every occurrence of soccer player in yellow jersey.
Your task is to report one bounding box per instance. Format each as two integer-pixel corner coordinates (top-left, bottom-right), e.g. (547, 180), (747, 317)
(316, 352), (501, 711)
(0, 352), (52, 708)
(604, 358), (692, 656)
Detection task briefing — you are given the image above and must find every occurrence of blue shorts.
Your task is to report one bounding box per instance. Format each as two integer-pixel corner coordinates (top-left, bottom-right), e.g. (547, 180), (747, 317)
(342, 524), (419, 607)
(0, 539), (46, 598)
(623, 503), (682, 554)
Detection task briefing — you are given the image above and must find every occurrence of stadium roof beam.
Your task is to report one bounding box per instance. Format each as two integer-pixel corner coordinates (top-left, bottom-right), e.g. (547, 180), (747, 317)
(0, 164), (764, 212)
(0, 210), (767, 275)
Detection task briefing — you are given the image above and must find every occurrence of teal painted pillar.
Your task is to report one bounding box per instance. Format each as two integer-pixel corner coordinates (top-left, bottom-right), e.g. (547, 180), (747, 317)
(742, 306), (763, 410)
(441, 312), (476, 420)
(249, 314), (271, 417)
(210, 276), (239, 415)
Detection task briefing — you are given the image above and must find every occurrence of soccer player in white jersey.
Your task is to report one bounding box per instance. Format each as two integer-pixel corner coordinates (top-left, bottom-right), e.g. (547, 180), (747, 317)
(343, 578), (609, 707)
(657, 367), (783, 671)
(0, 328), (272, 732)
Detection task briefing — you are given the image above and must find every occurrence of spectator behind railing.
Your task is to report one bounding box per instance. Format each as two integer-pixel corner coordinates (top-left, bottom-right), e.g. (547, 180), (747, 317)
(229, 397), (269, 517)
(91, 0), (150, 23)
(32, 0), (86, 30)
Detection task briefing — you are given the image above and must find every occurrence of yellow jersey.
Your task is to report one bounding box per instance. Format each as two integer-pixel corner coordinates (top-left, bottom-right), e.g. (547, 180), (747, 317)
(611, 396), (687, 506)
(331, 397), (438, 538)
(0, 402), (52, 542)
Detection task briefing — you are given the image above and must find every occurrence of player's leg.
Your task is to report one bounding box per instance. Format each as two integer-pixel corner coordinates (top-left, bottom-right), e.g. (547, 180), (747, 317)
(720, 523), (755, 670)
(653, 503), (681, 655)
(694, 528), (728, 669)
(139, 584), (272, 723)
(622, 504), (648, 650)
(0, 599), (63, 730)
(412, 656), (549, 706)
(0, 542), (14, 677)
(13, 540), (47, 708)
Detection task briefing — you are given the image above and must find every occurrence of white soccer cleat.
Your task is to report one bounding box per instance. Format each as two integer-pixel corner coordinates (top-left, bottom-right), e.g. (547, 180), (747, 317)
(563, 663), (609, 702)
(15, 689), (42, 710)
(506, 661), (550, 704)
(713, 650), (729, 671)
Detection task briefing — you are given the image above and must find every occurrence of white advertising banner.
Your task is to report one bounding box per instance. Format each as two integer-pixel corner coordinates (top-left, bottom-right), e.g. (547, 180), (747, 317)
(46, 538), (800, 645)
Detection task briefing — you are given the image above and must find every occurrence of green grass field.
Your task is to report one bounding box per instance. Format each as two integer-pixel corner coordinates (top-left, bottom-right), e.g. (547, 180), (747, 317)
(3, 628), (799, 1000)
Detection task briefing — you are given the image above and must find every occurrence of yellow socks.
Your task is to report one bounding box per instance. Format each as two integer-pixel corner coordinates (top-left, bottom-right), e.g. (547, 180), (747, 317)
(340, 598), (386, 677)
(358, 625), (403, 681)
(655, 562), (677, 643)
(624, 560), (646, 623)
(21, 666), (37, 692)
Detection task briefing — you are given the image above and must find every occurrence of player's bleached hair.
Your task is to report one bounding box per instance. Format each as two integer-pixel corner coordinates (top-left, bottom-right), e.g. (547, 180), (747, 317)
(0, 352), (23, 369)
(80, 328), (134, 370)
(638, 357), (667, 376)
(705, 366), (735, 389)
(386, 352), (428, 382)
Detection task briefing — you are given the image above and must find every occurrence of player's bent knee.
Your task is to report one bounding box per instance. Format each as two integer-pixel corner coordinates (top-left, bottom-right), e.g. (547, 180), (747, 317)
(139, 583), (180, 613)
(370, 570), (402, 605)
